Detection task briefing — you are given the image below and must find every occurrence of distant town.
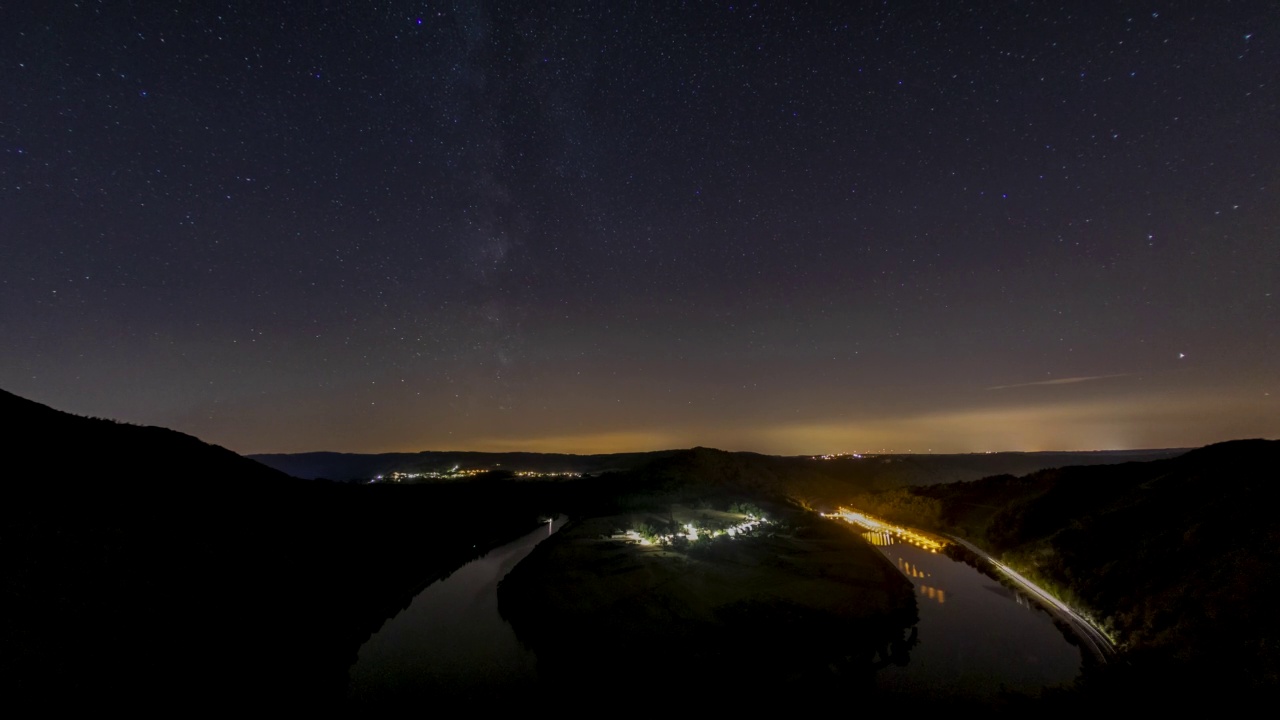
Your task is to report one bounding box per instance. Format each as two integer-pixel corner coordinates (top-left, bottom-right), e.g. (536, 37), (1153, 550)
(370, 467), (584, 483)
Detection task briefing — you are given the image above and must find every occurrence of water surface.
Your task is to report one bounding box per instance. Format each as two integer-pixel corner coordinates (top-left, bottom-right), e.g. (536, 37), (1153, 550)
(347, 516), (1079, 704)
(866, 531), (1082, 700)
(346, 516), (565, 706)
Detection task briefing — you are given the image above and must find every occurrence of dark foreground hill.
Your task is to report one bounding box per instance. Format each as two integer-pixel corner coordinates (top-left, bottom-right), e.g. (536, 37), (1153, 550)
(0, 389), (567, 710)
(497, 508), (919, 704)
(2, 387), (298, 489)
(850, 439), (1280, 702)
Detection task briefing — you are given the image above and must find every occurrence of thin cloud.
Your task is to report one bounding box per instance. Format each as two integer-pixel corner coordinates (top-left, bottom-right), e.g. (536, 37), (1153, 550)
(986, 374), (1131, 391)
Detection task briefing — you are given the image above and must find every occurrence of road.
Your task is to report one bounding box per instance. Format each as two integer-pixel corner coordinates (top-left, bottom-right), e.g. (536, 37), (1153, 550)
(832, 506), (1116, 663)
(943, 534), (1116, 664)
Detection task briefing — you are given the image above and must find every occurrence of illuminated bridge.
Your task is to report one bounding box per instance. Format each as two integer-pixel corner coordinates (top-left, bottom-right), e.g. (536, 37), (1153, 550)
(831, 507), (947, 552)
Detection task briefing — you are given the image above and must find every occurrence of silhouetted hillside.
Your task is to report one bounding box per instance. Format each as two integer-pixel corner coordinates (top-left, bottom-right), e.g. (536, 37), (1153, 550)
(497, 506), (919, 703)
(596, 445), (1184, 510)
(851, 439), (1280, 699)
(0, 389), (566, 710)
(3, 388), (297, 489)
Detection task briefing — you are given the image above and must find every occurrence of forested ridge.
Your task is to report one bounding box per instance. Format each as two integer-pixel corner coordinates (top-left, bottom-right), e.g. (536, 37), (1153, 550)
(850, 439), (1280, 698)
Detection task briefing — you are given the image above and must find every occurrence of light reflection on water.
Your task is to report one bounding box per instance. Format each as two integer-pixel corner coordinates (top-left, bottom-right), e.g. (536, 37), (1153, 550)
(867, 531), (1082, 700)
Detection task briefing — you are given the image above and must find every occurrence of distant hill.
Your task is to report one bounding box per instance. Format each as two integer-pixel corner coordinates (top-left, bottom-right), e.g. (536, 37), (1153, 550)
(850, 439), (1280, 698)
(252, 445), (1183, 488)
(250, 448), (682, 480)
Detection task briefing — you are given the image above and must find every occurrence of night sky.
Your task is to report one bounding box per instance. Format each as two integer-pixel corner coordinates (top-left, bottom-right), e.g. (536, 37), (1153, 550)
(3, 1), (1277, 455)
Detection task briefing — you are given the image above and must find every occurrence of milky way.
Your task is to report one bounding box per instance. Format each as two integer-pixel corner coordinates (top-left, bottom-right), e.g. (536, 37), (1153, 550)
(2, 2), (1276, 453)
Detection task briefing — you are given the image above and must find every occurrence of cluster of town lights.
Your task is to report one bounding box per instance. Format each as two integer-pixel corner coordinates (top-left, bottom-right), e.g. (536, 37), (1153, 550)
(371, 466), (585, 483)
(371, 466), (488, 483)
(622, 516), (768, 547)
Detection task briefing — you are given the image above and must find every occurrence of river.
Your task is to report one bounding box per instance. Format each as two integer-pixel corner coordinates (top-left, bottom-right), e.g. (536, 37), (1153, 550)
(346, 514), (1080, 704)
(345, 516), (566, 707)
(863, 529), (1083, 700)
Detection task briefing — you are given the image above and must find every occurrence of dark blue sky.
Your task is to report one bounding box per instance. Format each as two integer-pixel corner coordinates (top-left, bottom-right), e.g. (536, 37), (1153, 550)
(2, 1), (1277, 453)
